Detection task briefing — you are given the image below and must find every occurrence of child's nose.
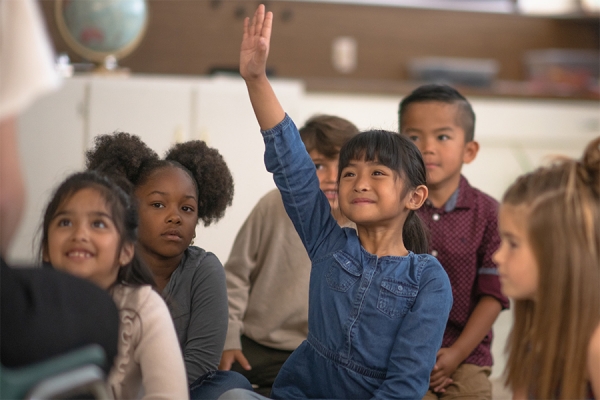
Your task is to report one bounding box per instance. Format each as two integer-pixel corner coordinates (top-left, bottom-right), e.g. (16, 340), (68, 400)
(492, 247), (502, 265)
(167, 209), (182, 224)
(353, 174), (369, 192)
(422, 138), (434, 153)
(72, 223), (89, 241)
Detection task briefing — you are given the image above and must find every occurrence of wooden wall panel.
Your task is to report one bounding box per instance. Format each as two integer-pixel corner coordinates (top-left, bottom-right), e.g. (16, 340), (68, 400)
(41, 1), (599, 83)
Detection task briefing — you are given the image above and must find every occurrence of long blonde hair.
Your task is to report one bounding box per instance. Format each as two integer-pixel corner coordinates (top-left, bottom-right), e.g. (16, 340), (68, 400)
(502, 137), (600, 399)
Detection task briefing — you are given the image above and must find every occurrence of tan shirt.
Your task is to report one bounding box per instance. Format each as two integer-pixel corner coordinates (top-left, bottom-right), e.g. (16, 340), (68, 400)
(224, 189), (311, 351)
(108, 284), (189, 400)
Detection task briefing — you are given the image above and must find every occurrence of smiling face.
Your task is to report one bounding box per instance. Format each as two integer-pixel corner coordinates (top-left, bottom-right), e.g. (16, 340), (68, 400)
(338, 158), (410, 227)
(493, 204), (539, 300)
(45, 188), (133, 289)
(135, 166), (198, 265)
(309, 149), (341, 211)
(401, 101), (478, 193)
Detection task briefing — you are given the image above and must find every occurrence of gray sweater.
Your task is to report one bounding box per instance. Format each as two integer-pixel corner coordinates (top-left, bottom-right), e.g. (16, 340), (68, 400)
(162, 246), (228, 384)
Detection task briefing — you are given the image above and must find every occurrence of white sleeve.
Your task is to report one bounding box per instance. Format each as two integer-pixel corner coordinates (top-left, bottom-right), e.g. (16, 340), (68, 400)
(135, 290), (189, 400)
(0, 0), (60, 120)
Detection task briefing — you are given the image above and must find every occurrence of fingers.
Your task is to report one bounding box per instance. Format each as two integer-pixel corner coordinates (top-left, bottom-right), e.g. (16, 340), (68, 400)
(249, 4), (264, 39)
(262, 10), (273, 44)
(218, 351), (234, 371)
(433, 378), (453, 393)
(242, 16), (249, 40)
(235, 351), (252, 371)
(247, 5), (272, 43)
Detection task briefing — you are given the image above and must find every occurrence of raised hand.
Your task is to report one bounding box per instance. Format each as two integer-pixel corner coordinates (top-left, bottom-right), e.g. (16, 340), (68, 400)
(240, 4), (273, 82)
(239, 4), (284, 130)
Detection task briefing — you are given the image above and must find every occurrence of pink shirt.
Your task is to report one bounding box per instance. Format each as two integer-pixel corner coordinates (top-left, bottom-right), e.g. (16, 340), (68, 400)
(416, 175), (509, 367)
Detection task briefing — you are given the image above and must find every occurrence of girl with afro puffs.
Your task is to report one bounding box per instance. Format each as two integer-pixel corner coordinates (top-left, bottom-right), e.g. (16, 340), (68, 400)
(86, 133), (253, 399)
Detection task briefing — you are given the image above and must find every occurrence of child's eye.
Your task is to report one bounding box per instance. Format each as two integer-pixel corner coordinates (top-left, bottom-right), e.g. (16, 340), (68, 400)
(342, 171), (355, 178)
(151, 202), (164, 209)
(372, 170), (385, 176)
(182, 206), (195, 213)
(57, 218), (71, 227)
(408, 135), (419, 142)
(314, 163), (323, 171)
(92, 220), (107, 229)
(438, 134), (450, 141)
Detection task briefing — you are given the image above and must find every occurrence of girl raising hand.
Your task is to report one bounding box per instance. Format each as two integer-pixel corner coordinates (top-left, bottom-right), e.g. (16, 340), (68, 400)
(231, 5), (453, 399)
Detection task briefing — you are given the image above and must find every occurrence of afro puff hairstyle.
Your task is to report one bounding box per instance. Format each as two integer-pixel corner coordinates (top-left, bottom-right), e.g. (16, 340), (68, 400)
(166, 141), (234, 226)
(86, 132), (234, 227)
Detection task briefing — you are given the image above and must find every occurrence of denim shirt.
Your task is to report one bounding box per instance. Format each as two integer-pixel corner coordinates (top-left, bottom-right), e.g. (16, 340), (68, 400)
(262, 115), (453, 400)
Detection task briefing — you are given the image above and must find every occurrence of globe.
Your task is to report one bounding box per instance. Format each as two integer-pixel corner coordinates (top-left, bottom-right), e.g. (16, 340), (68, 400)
(55, 0), (148, 66)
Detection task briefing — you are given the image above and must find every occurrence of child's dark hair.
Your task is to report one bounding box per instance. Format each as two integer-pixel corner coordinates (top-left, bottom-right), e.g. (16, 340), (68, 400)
(86, 132), (234, 227)
(398, 84), (476, 142)
(300, 115), (359, 159)
(40, 170), (156, 288)
(338, 131), (429, 254)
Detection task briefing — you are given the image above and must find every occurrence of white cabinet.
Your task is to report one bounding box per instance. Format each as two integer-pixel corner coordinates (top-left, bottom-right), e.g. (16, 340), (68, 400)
(87, 76), (195, 155)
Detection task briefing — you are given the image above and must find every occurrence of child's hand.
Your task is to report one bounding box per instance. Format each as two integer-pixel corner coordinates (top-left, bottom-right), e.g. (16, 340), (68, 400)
(429, 347), (461, 393)
(240, 4), (273, 82)
(219, 349), (252, 371)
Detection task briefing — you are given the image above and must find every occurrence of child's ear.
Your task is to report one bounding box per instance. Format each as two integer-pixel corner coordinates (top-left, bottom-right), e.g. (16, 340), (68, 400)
(463, 140), (480, 164)
(405, 185), (428, 211)
(119, 242), (135, 267)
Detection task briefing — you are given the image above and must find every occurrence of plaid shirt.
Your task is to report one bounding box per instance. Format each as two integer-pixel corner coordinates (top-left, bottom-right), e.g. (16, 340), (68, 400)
(417, 175), (509, 367)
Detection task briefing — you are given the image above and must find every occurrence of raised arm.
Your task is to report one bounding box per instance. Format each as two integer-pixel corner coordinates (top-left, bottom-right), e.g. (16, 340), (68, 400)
(240, 4), (285, 130)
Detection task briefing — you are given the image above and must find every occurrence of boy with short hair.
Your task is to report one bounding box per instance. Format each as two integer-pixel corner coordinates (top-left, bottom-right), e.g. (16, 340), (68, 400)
(219, 114), (358, 396)
(399, 84), (509, 400)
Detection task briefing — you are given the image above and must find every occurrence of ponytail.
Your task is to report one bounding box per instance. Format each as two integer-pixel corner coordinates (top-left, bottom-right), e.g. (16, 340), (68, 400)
(403, 211), (429, 254)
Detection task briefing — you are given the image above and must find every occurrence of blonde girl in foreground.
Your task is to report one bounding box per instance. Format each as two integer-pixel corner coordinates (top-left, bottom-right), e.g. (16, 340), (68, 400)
(493, 137), (600, 399)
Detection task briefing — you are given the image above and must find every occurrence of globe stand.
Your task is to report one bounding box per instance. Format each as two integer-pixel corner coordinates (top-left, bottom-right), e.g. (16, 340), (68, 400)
(93, 55), (131, 76)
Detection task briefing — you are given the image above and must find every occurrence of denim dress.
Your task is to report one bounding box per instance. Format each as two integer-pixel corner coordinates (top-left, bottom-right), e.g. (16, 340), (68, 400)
(262, 115), (453, 400)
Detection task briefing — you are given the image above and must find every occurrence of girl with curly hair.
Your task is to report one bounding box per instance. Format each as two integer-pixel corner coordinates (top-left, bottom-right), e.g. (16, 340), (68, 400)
(493, 137), (600, 399)
(86, 133), (252, 399)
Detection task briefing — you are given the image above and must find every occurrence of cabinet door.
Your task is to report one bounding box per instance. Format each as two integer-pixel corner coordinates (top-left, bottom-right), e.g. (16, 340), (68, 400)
(10, 79), (87, 265)
(191, 76), (304, 263)
(87, 77), (193, 156)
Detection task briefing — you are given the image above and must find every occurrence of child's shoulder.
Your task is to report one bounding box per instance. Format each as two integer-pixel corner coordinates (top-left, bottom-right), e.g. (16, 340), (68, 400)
(410, 253), (450, 281)
(459, 175), (499, 215)
(183, 246), (216, 267)
(255, 188), (285, 214)
(111, 284), (163, 319)
(182, 246), (225, 281)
